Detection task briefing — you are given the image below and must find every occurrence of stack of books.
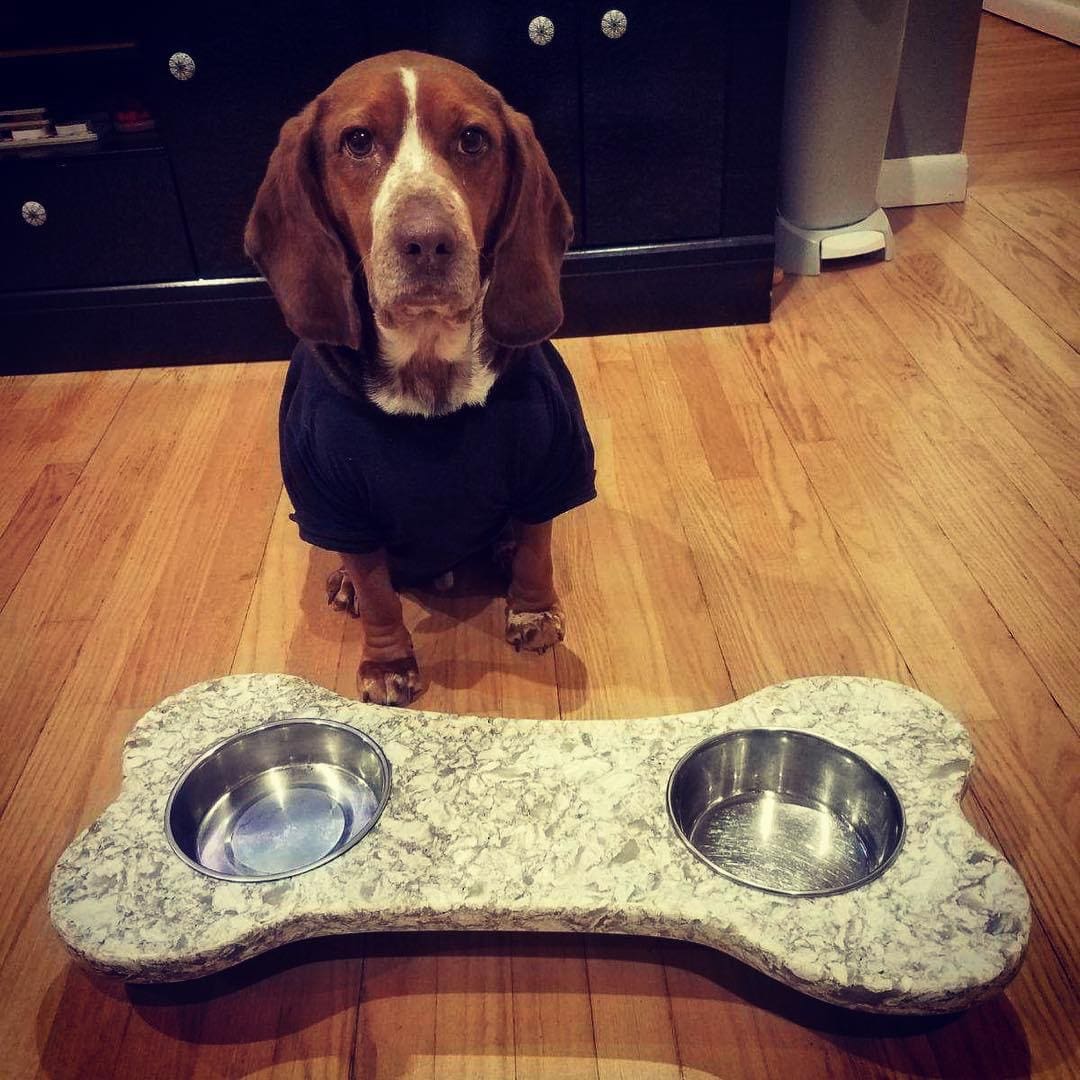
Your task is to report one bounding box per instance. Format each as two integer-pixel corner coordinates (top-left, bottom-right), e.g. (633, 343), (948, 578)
(0, 106), (99, 152)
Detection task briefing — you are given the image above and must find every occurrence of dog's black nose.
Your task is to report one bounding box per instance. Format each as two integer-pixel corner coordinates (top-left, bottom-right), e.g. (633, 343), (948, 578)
(399, 219), (456, 270)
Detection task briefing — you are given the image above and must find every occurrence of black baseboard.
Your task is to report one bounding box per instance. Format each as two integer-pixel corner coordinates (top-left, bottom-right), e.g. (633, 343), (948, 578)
(561, 239), (774, 337)
(0, 237), (774, 375)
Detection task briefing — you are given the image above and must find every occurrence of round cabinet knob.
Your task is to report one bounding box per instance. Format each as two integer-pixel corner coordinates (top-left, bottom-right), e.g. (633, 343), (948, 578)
(168, 51), (196, 81)
(21, 201), (47, 227)
(601, 9), (628, 39)
(528, 15), (555, 46)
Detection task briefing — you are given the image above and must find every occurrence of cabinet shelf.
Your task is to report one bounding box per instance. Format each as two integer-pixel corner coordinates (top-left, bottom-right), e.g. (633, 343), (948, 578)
(0, 41), (137, 61)
(0, 131), (164, 165)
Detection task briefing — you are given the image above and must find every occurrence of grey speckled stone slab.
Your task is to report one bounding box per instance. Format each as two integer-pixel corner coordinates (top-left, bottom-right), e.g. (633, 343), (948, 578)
(49, 674), (1029, 1014)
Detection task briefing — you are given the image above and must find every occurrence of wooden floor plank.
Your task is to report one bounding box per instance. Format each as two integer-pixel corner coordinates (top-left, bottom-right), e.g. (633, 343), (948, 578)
(931, 192), (1080, 352)
(247, 945), (366, 1080)
(893, 204), (1080, 394)
(948, 797), (1080, 1079)
(589, 334), (736, 714)
(433, 937), (515, 1080)
(111, 941), (364, 1080)
(585, 940), (681, 1080)
(970, 182), (1080, 285)
(232, 486), (350, 692)
(659, 934), (1057, 1080)
(110, 362), (284, 710)
(0, 369), (135, 538)
(629, 333), (794, 696)
(354, 936), (438, 1080)
(0, 371), (33, 409)
(511, 936), (599, 1080)
(0, 462), (83, 612)
(19, 950), (134, 1080)
(396, 570), (560, 720)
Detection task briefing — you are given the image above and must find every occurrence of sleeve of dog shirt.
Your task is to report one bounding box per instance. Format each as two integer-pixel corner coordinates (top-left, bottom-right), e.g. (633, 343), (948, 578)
(281, 432), (384, 554)
(279, 348), (385, 555)
(511, 343), (598, 525)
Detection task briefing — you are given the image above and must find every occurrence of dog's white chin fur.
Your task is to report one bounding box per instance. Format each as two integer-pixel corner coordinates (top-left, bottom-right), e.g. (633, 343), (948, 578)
(367, 288), (495, 418)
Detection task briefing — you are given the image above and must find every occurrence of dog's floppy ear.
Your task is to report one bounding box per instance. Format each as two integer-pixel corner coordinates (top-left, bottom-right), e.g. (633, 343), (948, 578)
(244, 99), (362, 350)
(483, 105), (573, 348)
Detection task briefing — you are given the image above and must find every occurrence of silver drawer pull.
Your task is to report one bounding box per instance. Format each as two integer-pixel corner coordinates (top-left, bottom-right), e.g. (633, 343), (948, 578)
(21, 201), (47, 227)
(169, 52), (196, 81)
(528, 15), (555, 46)
(601, 9), (628, 39)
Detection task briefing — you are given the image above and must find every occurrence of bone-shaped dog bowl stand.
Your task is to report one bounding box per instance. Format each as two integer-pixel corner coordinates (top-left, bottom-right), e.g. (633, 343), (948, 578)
(49, 674), (1029, 1014)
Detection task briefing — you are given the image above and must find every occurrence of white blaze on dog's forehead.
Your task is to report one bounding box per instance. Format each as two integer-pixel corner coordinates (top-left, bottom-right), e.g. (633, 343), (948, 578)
(370, 67), (436, 222)
(396, 68), (427, 172)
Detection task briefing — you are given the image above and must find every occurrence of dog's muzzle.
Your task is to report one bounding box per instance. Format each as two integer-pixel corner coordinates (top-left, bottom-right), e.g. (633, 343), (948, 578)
(371, 194), (479, 316)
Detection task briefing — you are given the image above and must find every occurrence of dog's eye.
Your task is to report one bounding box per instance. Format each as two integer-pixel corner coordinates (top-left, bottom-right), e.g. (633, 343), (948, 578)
(458, 126), (489, 156)
(342, 127), (374, 159)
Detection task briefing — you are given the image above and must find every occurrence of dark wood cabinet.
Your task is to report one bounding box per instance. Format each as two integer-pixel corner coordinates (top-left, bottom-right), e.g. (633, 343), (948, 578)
(1, 2), (789, 373)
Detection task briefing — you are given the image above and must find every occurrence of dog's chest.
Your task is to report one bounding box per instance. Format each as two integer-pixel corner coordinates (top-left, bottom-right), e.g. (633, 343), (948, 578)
(358, 408), (517, 529)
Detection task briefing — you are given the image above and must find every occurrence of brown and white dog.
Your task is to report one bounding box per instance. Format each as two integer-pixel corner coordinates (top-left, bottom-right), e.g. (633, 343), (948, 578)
(245, 51), (592, 706)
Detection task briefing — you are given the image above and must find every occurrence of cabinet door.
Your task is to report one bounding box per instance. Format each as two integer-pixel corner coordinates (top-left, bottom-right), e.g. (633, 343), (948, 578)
(722, 1), (789, 237)
(0, 153), (194, 291)
(580, 2), (727, 246)
(423, 2), (583, 247)
(140, 3), (372, 279)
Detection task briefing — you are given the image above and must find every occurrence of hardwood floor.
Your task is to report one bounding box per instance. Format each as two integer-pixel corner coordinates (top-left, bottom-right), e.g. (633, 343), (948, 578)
(2, 13), (1077, 1080)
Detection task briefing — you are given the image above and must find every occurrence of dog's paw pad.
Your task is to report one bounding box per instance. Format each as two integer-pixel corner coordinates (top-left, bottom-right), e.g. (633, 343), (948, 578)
(327, 567), (360, 616)
(358, 656), (422, 706)
(505, 607), (565, 653)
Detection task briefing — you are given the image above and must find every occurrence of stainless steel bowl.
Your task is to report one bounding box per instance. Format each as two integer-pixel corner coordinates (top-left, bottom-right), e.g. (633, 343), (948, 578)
(165, 718), (390, 882)
(667, 729), (904, 897)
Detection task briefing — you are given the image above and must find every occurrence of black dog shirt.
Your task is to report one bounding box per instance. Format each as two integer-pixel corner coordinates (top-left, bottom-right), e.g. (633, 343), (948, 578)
(279, 339), (596, 584)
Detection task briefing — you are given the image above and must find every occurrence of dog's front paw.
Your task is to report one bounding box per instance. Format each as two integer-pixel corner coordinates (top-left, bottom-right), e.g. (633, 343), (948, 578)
(505, 605), (565, 654)
(327, 567), (361, 616)
(358, 656), (422, 706)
